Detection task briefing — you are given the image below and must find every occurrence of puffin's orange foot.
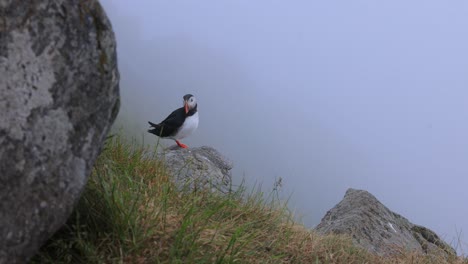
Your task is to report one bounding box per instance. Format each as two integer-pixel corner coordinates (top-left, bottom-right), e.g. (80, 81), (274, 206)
(175, 140), (188, 149)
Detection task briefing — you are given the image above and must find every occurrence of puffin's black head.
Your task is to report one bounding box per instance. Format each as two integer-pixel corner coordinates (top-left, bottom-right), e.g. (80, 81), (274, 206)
(183, 94), (197, 114)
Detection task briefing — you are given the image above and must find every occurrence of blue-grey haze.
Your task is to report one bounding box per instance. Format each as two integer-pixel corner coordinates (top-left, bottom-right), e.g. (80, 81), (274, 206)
(100, 0), (468, 254)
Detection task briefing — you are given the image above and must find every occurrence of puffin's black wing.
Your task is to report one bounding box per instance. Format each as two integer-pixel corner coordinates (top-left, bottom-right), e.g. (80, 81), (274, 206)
(148, 107), (186, 137)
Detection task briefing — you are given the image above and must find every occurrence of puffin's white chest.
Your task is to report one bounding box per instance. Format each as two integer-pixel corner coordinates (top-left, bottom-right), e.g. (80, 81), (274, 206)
(174, 112), (199, 140)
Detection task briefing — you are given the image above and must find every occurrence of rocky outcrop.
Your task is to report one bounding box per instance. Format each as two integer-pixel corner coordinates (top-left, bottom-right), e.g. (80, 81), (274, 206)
(0, 0), (119, 263)
(162, 146), (233, 193)
(315, 189), (456, 257)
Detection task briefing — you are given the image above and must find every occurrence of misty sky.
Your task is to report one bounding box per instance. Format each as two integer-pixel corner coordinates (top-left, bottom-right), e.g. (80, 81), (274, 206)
(100, 0), (468, 253)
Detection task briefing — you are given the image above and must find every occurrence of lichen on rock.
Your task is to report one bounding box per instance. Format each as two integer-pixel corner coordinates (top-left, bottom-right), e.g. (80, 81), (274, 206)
(0, 0), (120, 263)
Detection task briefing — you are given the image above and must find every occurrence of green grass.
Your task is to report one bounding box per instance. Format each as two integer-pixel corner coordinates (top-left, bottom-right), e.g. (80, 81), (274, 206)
(32, 135), (468, 263)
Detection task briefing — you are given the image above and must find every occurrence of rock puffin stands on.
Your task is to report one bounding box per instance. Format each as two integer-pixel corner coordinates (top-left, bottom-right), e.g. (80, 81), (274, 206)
(315, 188), (456, 257)
(0, 1), (119, 263)
(161, 145), (233, 194)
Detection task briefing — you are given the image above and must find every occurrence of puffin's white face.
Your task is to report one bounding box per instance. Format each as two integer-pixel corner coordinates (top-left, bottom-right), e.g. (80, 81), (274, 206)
(184, 95), (197, 113)
(187, 96), (197, 109)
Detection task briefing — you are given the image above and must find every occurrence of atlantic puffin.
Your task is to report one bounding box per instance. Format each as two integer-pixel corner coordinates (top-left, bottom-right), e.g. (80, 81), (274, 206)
(148, 94), (198, 148)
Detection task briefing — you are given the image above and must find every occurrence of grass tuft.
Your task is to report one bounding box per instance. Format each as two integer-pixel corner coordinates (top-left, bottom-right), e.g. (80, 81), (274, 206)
(32, 135), (468, 263)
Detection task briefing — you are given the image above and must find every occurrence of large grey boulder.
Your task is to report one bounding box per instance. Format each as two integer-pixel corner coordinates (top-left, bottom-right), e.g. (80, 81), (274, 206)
(162, 146), (233, 193)
(315, 189), (456, 257)
(0, 0), (119, 263)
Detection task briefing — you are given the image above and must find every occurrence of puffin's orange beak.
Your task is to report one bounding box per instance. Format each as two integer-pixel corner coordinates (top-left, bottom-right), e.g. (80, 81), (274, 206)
(184, 101), (189, 114)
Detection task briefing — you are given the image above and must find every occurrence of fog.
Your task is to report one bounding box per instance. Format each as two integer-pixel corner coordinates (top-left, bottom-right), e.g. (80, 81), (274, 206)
(100, 0), (468, 253)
